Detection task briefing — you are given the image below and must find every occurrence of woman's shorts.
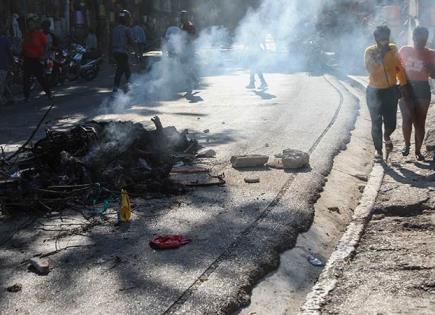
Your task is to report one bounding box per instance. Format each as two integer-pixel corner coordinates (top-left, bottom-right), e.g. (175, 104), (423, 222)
(409, 81), (431, 101)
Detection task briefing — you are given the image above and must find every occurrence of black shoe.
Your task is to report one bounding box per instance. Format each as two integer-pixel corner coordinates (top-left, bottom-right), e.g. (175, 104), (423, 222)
(416, 152), (425, 161)
(401, 146), (410, 157)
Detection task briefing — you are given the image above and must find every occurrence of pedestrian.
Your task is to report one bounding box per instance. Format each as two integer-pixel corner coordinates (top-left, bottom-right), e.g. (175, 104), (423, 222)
(364, 25), (409, 160)
(164, 18), (182, 58)
(21, 16), (52, 101)
(246, 31), (268, 90)
(111, 10), (135, 93)
(131, 21), (146, 64)
(0, 23), (14, 105)
(399, 26), (435, 161)
(179, 10), (197, 95)
(85, 28), (99, 60)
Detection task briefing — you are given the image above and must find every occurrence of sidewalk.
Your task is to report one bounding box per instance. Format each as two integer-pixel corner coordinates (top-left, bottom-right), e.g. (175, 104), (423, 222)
(315, 103), (435, 314)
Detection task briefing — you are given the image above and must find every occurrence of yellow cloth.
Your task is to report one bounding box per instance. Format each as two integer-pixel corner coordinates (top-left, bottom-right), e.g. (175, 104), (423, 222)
(365, 44), (408, 89)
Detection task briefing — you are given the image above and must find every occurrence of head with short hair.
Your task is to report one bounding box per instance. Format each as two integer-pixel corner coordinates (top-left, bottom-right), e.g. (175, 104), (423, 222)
(413, 26), (429, 49)
(374, 25), (391, 49)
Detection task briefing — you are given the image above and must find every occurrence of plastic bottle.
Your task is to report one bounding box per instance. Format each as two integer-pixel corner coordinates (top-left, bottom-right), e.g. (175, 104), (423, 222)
(120, 189), (132, 222)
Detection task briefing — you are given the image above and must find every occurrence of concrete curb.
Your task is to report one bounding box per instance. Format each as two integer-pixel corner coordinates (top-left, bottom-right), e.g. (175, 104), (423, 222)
(299, 75), (385, 315)
(299, 164), (384, 315)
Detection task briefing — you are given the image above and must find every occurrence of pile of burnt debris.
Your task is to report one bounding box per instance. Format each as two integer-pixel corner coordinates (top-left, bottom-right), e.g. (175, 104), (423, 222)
(0, 117), (201, 213)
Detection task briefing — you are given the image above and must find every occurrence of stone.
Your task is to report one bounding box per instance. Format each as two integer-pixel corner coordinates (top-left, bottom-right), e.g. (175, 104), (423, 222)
(197, 148), (216, 158)
(425, 128), (435, 151)
(231, 155), (269, 168)
(30, 257), (50, 275)
(280, 149), (310, 169)
(244, 176), (260, 184)
(203, 129), (210, 134)
(6, 283), (22, 293)
(328, 206), (340, 213)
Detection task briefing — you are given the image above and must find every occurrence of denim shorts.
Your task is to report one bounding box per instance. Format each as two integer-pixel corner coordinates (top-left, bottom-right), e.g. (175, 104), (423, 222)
(409, 81), (431, 101)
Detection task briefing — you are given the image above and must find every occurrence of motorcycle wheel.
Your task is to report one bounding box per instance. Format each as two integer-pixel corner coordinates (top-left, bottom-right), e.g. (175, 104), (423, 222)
(67, 66), (80, 81)
(82, 69), (98, 81)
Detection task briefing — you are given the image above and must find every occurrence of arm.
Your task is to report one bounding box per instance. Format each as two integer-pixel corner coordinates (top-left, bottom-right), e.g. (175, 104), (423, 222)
(394, 51), (408, 87)
(364, 48), (378, 74)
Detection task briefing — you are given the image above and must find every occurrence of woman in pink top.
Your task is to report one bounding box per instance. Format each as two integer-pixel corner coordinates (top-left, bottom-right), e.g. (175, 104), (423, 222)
(399, 26), (435, 161)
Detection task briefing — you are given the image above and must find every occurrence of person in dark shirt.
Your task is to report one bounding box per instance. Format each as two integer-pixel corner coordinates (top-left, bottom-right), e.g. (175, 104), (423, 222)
(0, 23), (14, 105)
(179, 10), (197, 96)
(112, 10), (135, 93)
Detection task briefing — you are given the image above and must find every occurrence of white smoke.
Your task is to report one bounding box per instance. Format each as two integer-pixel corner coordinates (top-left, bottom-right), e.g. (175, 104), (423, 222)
(104, 0), (373, 113)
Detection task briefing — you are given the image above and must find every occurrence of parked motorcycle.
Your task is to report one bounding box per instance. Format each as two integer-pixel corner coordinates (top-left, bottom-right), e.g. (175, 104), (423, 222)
(67, 44), (102, 82)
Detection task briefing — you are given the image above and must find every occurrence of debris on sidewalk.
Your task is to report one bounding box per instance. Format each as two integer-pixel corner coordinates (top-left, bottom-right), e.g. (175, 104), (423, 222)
(196, 148), (216, 158)
(244, 176), (260, 184)
(231, 155), (269, 168)
(0, 116), (200, 212)
(119, 189), (132, 223)
(6, 284), (22, 293)
(279, 149), (310, 169)
(307, 254), (325, 267)
(149, 235), (192, 250)
(29, 257), (50, 275)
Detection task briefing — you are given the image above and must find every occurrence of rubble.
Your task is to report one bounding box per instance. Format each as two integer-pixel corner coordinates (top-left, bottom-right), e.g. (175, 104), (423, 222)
(6, 284), (22, 293)
(30, 257), (50, 275)
(244, 176), (260, 184)
(0, 116), (199, 213)
(280, 149), (310, 169)
(197, 148), (216, 158)
(231, 155), (269, 168)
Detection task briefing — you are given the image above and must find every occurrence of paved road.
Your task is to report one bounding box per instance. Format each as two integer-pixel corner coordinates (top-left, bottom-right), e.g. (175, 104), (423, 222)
(0, 70), (358, 314)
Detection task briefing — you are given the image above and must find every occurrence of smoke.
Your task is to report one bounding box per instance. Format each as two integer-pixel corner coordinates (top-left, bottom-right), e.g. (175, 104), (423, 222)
(103, 0), (378, 113)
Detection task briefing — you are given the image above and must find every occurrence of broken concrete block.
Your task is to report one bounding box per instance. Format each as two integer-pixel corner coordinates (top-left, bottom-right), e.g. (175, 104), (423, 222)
(231, 155), (269, 168)
(267, 158), (284, 169)
(426, 128), (435, 151)
(197, 148), (216, 158)
(30, 258), (50, 275)
(244, 176), (260, 184)
(281, 149), (310, 169)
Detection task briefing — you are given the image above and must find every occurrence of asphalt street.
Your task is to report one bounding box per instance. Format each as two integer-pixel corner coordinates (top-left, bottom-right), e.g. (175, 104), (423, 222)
(0, 70), (359, 314)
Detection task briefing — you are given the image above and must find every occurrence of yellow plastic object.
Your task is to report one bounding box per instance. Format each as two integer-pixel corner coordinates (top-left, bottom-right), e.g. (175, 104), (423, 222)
(120, 189), (132, 222)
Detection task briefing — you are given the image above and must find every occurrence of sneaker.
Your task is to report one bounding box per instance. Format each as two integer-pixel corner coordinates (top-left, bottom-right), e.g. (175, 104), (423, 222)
(374, 150), (383, 162)
(246, 82), (255, 89)
(401, 146), (410, 157)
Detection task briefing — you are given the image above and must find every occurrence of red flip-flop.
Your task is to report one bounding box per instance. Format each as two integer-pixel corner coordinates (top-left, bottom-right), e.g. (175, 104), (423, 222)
(149, 235), (192, 250)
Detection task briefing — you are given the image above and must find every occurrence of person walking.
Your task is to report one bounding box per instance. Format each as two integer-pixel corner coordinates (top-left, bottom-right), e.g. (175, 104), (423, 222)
(112, 10), (134, 93)
(131, 21), (146, 64)
(246, 31), (268, 90)
(399, 26), (435, 161)
(180, 11), (197, 96)
(364, 25), (409, 160)
(22, 16), (52, 101)
(0, 23), (14, 105)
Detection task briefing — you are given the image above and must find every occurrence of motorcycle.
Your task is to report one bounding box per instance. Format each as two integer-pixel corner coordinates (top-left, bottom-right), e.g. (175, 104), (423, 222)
(67, 44), (102, 82)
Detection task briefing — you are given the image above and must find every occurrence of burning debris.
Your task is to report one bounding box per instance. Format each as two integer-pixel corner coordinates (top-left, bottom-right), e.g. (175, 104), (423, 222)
(0, 117), (200, 213)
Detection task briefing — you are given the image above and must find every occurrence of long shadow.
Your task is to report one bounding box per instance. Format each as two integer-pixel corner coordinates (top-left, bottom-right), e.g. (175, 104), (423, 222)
(383, 163), (435, 188)
(253, 90), (277, 100)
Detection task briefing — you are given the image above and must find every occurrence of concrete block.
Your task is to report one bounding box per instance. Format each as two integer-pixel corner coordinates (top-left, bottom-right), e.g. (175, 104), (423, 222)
(30, 258), (50, 275)
(230, 155), (269, 168)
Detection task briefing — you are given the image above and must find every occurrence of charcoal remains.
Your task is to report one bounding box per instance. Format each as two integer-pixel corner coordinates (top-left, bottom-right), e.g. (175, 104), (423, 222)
(0, 117), (199, 213)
